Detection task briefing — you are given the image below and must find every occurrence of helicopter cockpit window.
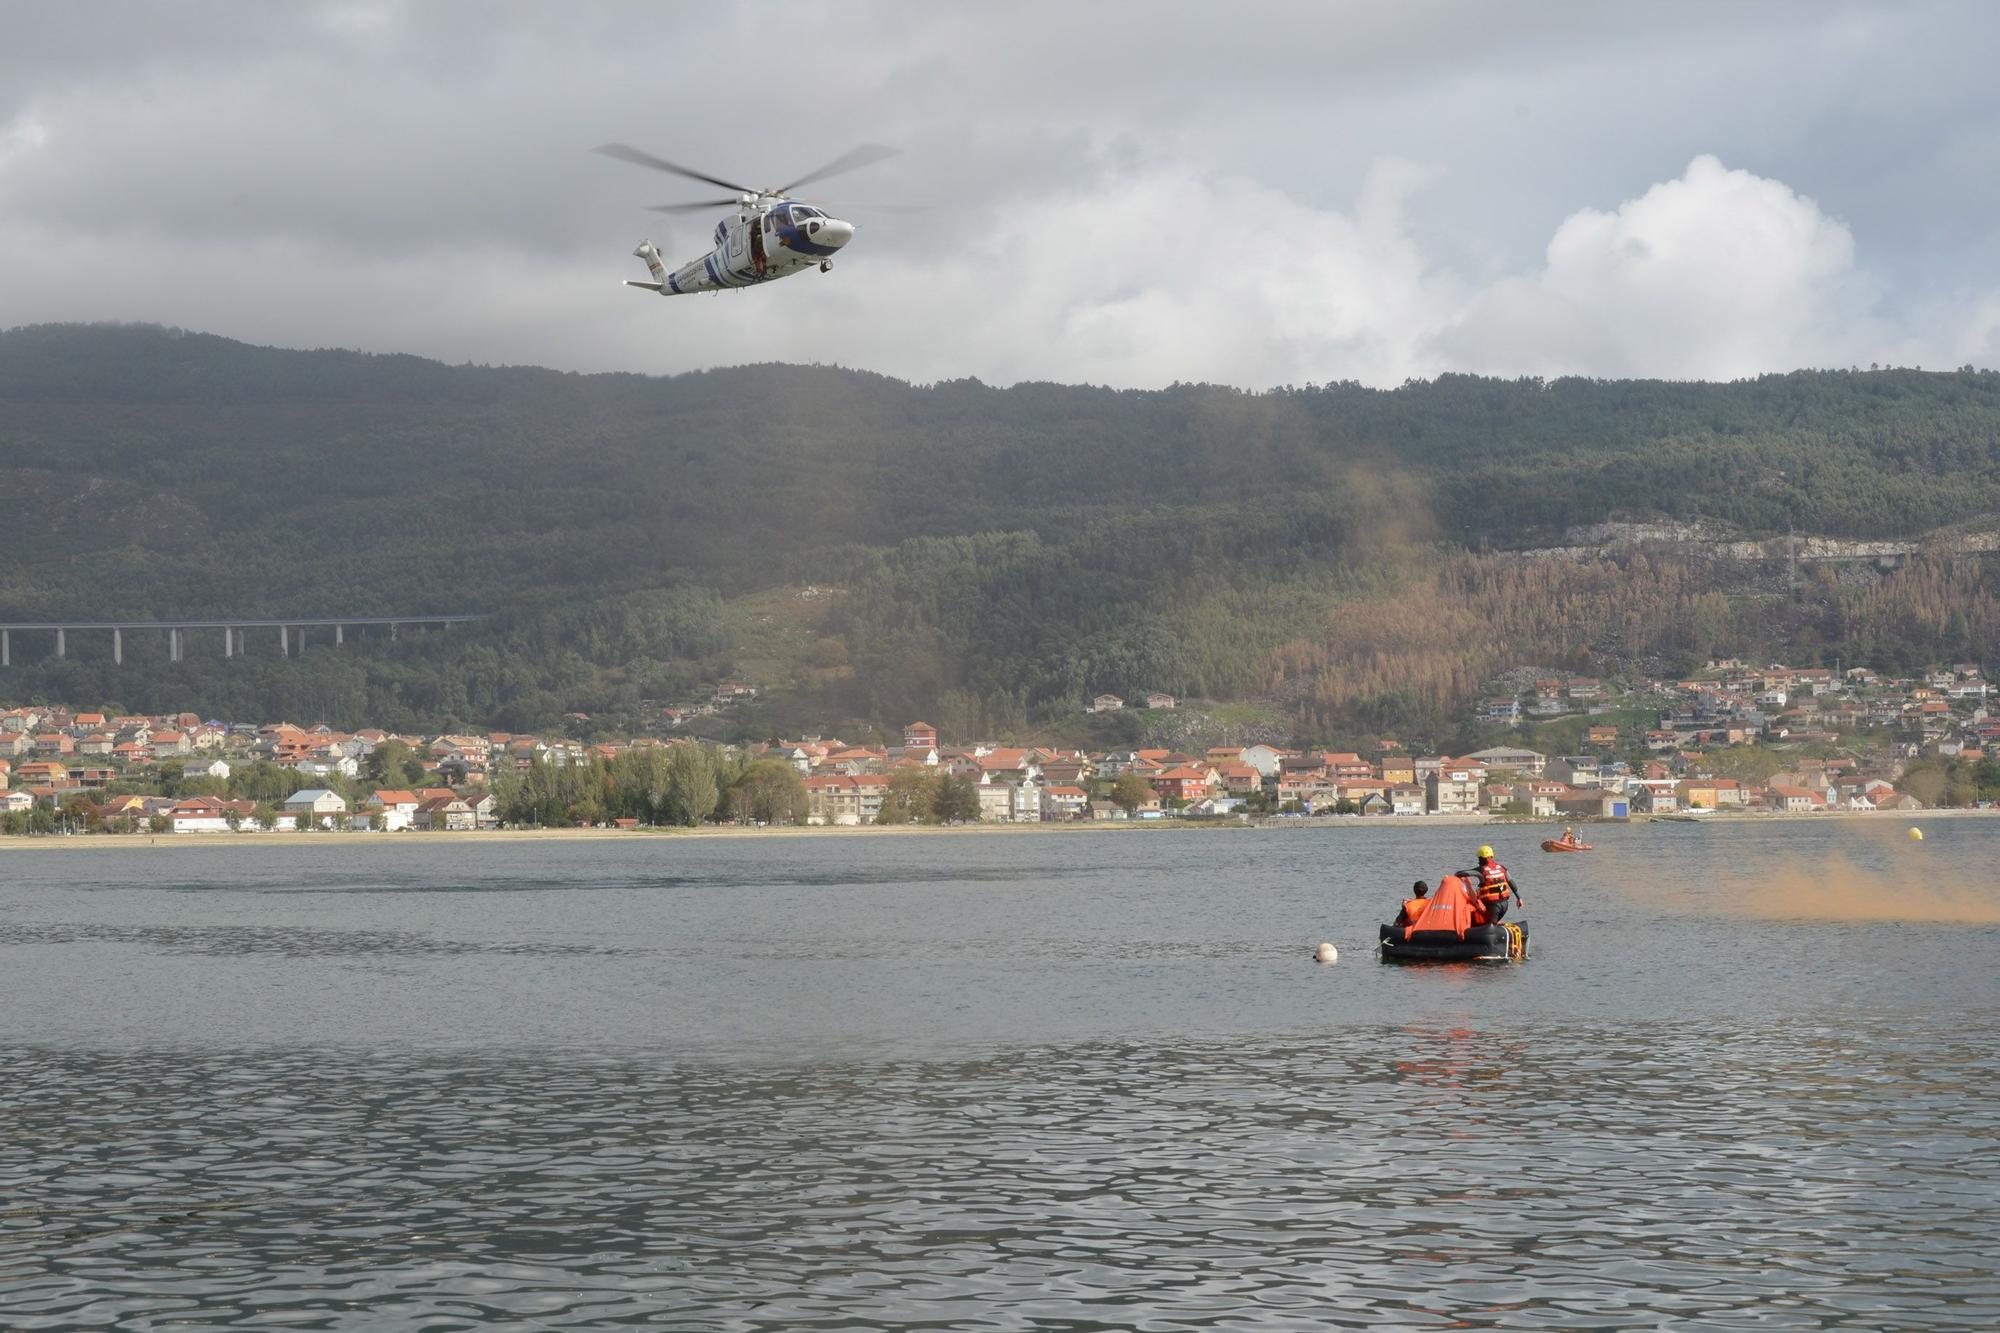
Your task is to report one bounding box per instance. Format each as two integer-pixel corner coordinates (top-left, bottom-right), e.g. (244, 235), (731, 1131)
(791, 206), (821, 220)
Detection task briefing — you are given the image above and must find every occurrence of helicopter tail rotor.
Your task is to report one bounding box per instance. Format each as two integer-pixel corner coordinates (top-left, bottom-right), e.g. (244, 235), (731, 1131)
(624, 241), (671, 294)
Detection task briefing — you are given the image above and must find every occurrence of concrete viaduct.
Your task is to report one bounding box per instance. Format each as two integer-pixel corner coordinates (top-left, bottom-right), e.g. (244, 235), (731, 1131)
(0, 615), (482, 666)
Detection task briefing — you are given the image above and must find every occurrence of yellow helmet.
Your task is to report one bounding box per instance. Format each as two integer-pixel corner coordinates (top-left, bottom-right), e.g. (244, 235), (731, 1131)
(1478, 845), (1495, 859)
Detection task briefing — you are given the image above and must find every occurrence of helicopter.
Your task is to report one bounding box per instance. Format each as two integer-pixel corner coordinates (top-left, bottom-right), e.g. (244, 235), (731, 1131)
(592, 142), (898, 295)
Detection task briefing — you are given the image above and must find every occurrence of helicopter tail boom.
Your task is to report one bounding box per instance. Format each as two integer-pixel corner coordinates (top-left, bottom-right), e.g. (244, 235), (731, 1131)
(622, 241), (676, 296)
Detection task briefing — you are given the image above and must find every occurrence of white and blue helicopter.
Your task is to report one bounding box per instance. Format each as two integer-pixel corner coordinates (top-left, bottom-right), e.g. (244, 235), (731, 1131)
(593, 142), (897, 296)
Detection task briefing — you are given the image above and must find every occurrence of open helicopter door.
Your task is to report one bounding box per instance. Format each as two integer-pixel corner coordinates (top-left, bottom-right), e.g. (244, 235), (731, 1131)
(749, 217), (768, 276)
(724, 219), (750, 279)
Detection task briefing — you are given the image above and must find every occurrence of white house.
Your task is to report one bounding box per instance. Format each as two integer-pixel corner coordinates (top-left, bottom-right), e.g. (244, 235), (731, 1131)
(1465, 746), (1548, 776)
(1769, 785), (1821, 814)
(168, 798), (256, 833)
(1236, 744), (1285, 779)
(1627, 781), (1675, 815)
(1187, 795), (1247, 817)
(292, 756), (360, 780)
(365, 789), (422, 831)
(1426, 767), (1482, 815)
(1087, 693), (1125, 713)
(1042, 785), (1089, 820)
(970, 779), (1043, 823)
(282, 789), (349, 828)
(977, 783), (1013, 822)
(415, 795), (476, 830)
(1548, 756), (1605, 789)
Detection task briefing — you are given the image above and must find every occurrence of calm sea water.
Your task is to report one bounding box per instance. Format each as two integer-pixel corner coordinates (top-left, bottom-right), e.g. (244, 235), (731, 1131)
(2, 821), (1996, 1330)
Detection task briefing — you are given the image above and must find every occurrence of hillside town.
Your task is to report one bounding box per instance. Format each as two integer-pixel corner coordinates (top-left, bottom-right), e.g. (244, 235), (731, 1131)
(0, 658), (1991, 833)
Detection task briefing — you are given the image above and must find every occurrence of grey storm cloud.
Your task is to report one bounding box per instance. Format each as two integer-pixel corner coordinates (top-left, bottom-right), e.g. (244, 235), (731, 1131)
(4, 0), (2000, 386)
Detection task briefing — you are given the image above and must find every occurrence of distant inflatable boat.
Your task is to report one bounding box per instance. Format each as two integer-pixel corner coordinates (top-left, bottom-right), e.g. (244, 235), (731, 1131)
(1541, 838), (1591, 852)
(1379, 920), (1528, 963)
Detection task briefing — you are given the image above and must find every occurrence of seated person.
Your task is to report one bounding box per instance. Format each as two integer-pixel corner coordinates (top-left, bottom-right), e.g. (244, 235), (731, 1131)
(1393, 880), (1431, 928)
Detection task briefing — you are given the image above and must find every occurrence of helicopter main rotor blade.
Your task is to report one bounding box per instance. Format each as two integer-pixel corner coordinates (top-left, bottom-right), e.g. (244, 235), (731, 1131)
(592, 143), (757, 196)
(647, 199), (740, 214)
(778, 143), (900, 195)
(794, 189), (933, 216)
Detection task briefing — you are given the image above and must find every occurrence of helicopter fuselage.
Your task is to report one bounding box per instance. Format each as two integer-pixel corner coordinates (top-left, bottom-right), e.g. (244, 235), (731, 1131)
(630, 197), (854, 295)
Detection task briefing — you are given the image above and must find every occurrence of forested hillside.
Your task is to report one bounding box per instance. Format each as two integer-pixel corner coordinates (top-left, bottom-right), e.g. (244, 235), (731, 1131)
(3, 323), (1998, 740)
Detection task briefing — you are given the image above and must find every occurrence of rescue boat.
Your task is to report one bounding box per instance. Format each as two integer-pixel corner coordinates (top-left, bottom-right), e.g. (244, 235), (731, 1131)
(1540, 838), (1591, 852)
(1378, 920), (1528, 962)
(1377, 872), (1529, 963)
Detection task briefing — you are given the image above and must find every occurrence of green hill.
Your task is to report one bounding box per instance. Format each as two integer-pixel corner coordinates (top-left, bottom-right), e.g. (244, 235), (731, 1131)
(3, 322), (1997, 741)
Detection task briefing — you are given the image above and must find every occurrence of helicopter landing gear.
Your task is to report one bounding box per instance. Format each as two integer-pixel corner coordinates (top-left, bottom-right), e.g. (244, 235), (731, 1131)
(819, 260), (832, 273)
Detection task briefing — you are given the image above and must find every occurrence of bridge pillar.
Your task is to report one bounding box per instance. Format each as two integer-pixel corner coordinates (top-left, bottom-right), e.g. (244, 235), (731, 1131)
(390, 622), (398, 641)
(114, 628), (122, 665)
(335, 623), (344, 646)
(224, 626), (233, 659)
(171, 628), (182, 662)
(2, 629), (9, 667)
(281, 625), (289, 657)
(56, 628), (65, 658)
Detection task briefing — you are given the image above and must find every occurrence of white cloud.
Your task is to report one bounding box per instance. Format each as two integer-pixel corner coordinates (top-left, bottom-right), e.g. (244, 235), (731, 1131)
(0, 116), (48, 166)
(1955, 294), (2000, 366)
(794, 160), (1463, 389)
(1438, 154), (1892, 379)
(801, 153), (1962, 388)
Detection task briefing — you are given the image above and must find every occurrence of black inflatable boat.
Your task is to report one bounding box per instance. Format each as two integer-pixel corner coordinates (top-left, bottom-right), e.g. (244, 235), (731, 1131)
(1378, 920), (1528, 963)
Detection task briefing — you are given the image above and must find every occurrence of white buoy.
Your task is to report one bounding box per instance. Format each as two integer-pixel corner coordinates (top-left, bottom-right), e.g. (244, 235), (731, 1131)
(1314, 942), (1338, 964)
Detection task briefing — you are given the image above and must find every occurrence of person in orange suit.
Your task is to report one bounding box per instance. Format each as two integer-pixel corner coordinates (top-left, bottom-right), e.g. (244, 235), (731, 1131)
(1393, 881), (1431, 929)
(1469, 844), (1522, 922)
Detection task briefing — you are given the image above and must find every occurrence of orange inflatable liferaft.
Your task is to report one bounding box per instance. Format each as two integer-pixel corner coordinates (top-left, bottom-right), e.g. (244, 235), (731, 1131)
(1403, 874), (1479, 939)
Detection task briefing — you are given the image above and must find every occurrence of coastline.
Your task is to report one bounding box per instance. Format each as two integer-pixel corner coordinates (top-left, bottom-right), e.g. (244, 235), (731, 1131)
(0, 806), (1987, 850)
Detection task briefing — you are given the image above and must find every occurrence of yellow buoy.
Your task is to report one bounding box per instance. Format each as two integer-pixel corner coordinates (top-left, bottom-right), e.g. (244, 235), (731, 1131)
(1908, 826), (1924, 842)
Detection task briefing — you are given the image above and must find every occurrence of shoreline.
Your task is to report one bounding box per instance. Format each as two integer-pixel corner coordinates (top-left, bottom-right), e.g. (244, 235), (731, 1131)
(0, 807), (1988, 850)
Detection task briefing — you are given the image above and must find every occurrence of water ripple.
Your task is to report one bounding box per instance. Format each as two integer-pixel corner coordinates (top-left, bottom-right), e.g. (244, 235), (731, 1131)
(3, 1023), (1996, 1330)
(0, 922), (629, 960)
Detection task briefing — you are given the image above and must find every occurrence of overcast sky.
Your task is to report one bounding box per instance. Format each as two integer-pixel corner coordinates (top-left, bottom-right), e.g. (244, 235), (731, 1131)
(5, 0), (2000, 388)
